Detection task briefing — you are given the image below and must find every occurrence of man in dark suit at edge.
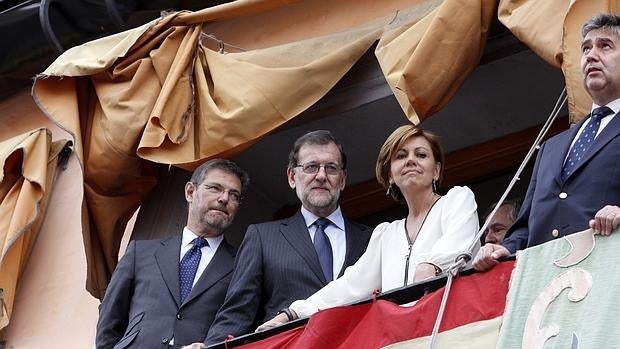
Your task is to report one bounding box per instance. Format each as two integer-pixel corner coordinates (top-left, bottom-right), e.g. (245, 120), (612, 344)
(203, 130), (372, 345)
(95, 159), (249, 348)
(474, 13), (620, 271)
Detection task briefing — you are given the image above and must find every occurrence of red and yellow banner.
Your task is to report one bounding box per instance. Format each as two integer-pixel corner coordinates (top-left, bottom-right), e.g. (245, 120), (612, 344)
(238, 262), (513, 348)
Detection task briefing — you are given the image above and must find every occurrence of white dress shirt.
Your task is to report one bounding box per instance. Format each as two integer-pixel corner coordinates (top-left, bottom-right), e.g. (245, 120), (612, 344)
(301, 206), (347, 279)
(169, 228), (223, 345)
(567, 98), (620, 151)
(180, 227), (223, 287)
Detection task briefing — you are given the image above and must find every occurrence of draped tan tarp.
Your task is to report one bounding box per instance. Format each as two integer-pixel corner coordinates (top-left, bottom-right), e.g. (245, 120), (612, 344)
(499, 0), (620, 122)
(32, 0), (495, 298)
(0, 129), (70, 329)
(376, 0), (495, 118)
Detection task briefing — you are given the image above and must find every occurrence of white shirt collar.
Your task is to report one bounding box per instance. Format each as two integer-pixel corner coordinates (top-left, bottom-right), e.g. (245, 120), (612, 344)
(182, 227), (224, 250)
(592, 98), (620, 115)
(300, 205), (345, 231)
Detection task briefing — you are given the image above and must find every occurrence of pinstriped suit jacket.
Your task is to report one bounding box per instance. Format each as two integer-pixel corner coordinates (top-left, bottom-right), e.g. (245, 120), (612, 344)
(205, 211), (371, 344)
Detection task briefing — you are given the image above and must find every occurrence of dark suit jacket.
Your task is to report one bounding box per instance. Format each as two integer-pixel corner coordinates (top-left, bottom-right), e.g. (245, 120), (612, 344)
(503, 111), (620, 253)
(204, 211), (371, 345)
(95, 235), (237, 349)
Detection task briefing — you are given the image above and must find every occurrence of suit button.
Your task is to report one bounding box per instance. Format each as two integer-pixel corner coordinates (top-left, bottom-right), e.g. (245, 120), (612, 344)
(559, 192), (568, 199)
(177, 313), (182, 320)
(162, 337), (169, 344)
(552, 229), (559, 238)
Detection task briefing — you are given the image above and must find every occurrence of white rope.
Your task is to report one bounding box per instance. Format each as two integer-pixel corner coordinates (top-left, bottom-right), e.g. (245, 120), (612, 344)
(468, 86), (567, 253)
(428, 86), (567, 349)
(428, 258), (463, 348)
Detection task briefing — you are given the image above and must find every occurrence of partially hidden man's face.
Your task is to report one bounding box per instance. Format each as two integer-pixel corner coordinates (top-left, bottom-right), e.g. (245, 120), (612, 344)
(287, 142), (346, 216)
(185, 168), (242, 236)
(581, 28), (620, 103)
(484, 205), (515, 244)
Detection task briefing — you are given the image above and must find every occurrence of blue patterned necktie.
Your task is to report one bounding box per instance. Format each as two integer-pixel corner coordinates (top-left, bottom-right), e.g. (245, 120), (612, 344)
(179, 237), (209, 303)
(313, 218), (333, 282)
(561, 106), (613, 181)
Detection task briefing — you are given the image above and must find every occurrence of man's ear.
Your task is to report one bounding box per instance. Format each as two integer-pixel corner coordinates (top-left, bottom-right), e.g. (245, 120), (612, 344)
(286, 167), (296, 189)
(339, 169), (347, 190)
(185, 182), (195, 203)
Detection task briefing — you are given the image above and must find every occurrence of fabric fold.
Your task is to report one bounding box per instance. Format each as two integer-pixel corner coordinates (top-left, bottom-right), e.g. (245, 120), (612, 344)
(0, 128), (71, 329)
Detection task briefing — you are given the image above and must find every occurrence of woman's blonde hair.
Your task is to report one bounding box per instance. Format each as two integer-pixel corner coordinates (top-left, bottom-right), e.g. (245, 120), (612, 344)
(375, 125), (445, 202)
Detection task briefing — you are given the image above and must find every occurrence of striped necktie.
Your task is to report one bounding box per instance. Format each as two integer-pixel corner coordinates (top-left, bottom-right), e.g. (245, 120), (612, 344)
(313, 218), (333, 282)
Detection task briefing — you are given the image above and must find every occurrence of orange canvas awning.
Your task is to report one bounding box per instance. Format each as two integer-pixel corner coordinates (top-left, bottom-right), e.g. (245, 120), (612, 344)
(377, 0), (494, 118)
(33, 0), (495, 298)
(0, 128), (70, 329)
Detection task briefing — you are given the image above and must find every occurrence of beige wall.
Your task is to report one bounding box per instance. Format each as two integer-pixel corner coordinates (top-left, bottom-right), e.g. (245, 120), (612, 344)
(0, 89), (136, 348)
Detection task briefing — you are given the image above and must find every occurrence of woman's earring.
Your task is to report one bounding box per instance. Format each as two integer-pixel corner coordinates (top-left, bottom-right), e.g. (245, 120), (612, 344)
(432, 179), (438, 193)
(386, 181), (393, 196)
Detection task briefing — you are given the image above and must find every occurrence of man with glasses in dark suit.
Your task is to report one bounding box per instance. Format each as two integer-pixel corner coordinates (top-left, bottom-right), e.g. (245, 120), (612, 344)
(96, 159), (249, 349)
(203, 130), (372, 345)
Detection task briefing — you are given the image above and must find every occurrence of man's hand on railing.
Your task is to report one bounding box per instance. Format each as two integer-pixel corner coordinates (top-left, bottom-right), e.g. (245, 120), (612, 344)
(590, 205), (620, 236)
(181, 342), (206, 349)
(256, 312), (292, 332)
(473, 243), (510, 272)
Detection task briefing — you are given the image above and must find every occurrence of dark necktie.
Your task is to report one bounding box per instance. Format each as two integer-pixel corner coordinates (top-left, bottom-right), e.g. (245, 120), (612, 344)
(179, 237), (208, 303)
(561, 106), (613, 181)
(313, 218), (333, 282)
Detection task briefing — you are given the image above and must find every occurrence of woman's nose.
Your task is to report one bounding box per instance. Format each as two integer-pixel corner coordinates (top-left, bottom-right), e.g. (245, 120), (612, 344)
(405, 155), (416, 166)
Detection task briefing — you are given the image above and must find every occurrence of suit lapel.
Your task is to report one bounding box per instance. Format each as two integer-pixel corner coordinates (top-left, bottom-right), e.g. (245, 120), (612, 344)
(280, 212), (327, 284)
(154, 235), (183, 307)
(548, 118), (584, 186)
(339, 220), (368, 277)
(568, 111), (620, 181)
(182, 240), (235, 305)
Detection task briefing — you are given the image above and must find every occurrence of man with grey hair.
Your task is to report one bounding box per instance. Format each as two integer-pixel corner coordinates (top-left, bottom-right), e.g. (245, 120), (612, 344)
(96, 159), (249, 349)
(203, 130), (371, 345)
(474, 13), (620, 271)
(481, 199), (520, 244)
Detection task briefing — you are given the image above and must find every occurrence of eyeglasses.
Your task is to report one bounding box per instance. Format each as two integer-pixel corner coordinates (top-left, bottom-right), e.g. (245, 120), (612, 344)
(295, 162), (343, 176)
(202, 183), (243, 204)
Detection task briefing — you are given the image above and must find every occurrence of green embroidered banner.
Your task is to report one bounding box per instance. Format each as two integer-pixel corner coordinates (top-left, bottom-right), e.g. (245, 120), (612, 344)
(498, 228), (620, 348)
